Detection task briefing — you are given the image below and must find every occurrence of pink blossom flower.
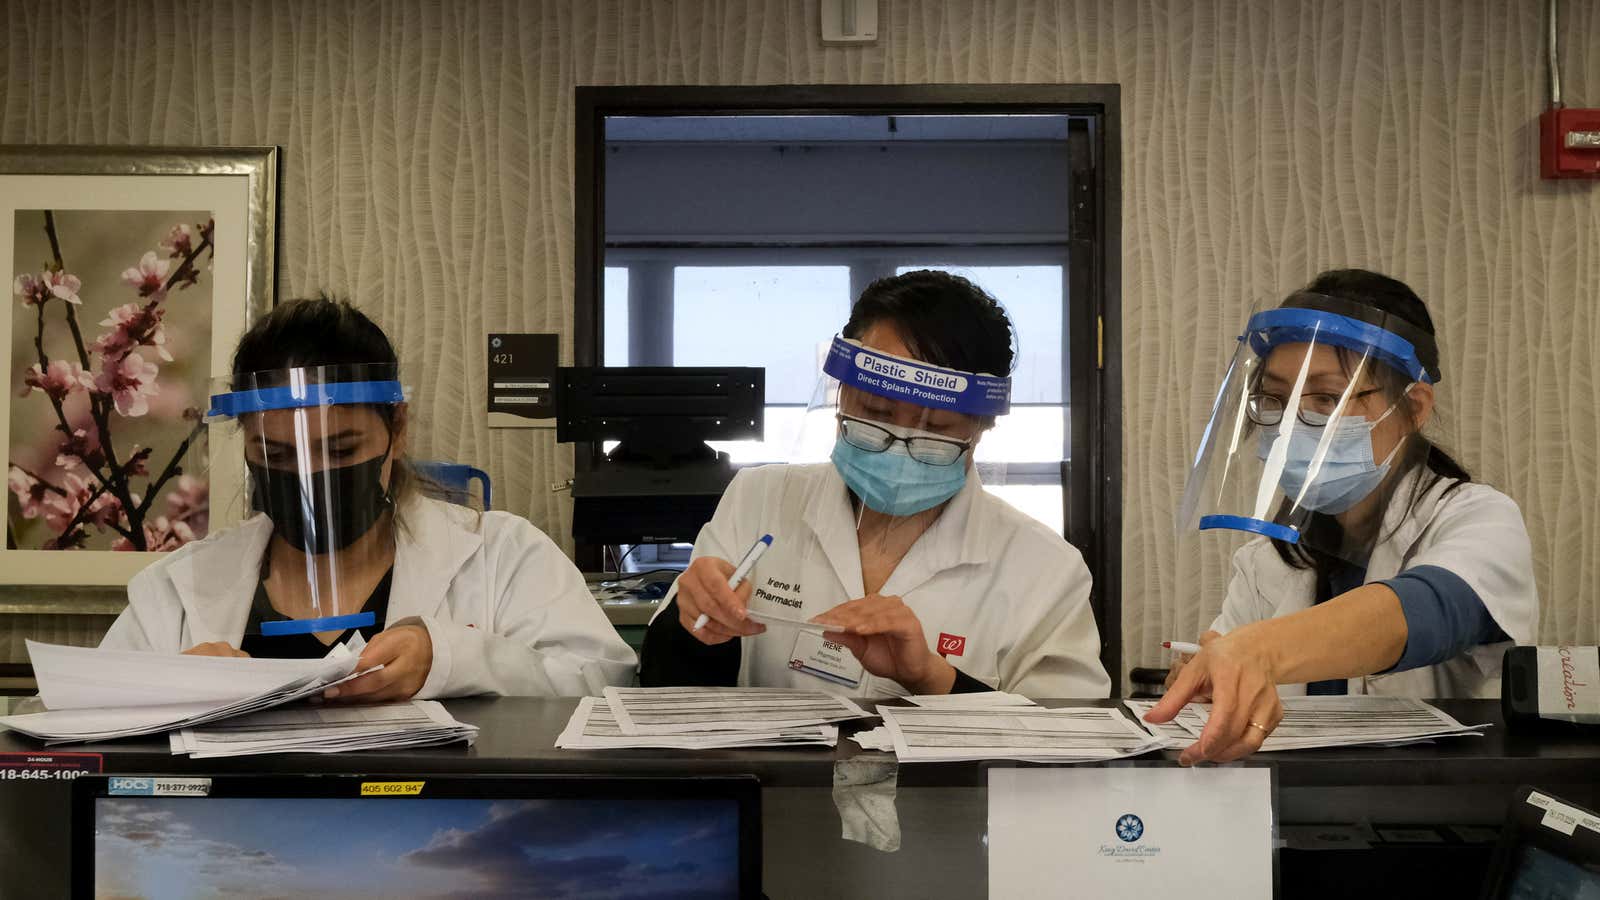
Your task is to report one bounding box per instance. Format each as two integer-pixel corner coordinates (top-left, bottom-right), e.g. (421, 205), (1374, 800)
(113, 516), (194, 552)
(43, 270), (82, 304)
(94, 350), (160, 417)
(158, 517), (196, 550)
(12, 273), (51, 306)
(93, 302), (171, 361)
(78, 485), (125, 532)
(40, 471), (129, 534)
(164, 474), (209, 535)
(121, 446), (151, 478)
(54, 428), (103, 471)
(40, 471), (86, 533)
(120, 251), (169, 300)
(91, 323), (135, 360)
(160, 224), (193, 259)
(7, 466), (51, 520)
(18, 360), (93, 402)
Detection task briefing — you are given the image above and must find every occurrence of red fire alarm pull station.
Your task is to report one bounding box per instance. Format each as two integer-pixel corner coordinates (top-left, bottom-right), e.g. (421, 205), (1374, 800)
(1541, 0), (1600, 179)
(1543, 109), (1600, 179)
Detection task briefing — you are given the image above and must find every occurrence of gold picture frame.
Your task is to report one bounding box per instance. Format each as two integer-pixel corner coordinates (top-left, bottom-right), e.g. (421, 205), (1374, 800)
(1, 145), (278, 586)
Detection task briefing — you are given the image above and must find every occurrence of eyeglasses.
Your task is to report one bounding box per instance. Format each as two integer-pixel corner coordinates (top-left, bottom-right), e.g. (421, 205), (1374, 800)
(838, 415), (972, 466)
(1246, 388), (1383, 427)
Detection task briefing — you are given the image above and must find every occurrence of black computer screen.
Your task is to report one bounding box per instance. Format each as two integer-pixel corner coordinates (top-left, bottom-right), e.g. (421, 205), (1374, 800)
(93, 796), (741, 899)
(1509, 843), (1600, 900)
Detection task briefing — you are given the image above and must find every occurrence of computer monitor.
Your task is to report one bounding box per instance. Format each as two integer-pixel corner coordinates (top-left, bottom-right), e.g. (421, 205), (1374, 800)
(558, 366), (764, 546)
(1481, 785), (1600, 900)
(72, 774), (761, 899)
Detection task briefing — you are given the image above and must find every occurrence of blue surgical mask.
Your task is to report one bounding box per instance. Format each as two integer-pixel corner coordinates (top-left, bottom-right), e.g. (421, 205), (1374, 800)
(831, 436), (969, 517)
(1257, 405), (1403, 515)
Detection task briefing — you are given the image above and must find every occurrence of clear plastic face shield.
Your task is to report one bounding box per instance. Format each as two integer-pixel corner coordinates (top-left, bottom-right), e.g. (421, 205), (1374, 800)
(205, 364), (406, 636)
(795, 332), (1012, 550)
(1177, 292), (1441, 562)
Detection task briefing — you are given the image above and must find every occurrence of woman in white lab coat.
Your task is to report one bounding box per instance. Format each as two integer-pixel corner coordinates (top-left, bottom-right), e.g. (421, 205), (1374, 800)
(1147, 269), (1537, 763)
(100, 296), (636, 699)
(638, 270), (1111, 698)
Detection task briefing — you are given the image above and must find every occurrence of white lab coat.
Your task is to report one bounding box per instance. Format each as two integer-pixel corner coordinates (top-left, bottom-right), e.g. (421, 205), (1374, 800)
(102, 495), (637, 698)
(1211, 471), (1538, 698)
(662, 462), (1111, 698)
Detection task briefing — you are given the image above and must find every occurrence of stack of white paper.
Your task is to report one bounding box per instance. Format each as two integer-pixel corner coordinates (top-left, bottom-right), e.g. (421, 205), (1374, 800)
(1122, 696), (1489, 751)
(557, 697), (838, 750)
(0, 639), (372, 745)
(171, 701), (478, 758)
(603, 686), (870, 733)
(556, 687), (868, 751)
(877, 705), (1165, 763)
(904, 691), (1038, 709)
(845, 694), (1038, 752)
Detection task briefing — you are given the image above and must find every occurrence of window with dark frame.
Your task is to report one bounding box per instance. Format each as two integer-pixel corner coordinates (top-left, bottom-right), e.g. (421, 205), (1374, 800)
(572, 87), (1122, 691)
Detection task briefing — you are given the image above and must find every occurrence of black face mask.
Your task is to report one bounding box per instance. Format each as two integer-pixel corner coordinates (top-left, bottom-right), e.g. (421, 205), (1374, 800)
(248, 451), (392, 555)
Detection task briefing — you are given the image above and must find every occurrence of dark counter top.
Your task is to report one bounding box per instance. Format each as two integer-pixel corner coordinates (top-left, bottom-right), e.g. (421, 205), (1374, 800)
(3, 698), (1598, 788)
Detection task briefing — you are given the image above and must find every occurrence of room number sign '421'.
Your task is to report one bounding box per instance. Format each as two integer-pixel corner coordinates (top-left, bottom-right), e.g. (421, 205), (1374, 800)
(486, 333), (559, 429)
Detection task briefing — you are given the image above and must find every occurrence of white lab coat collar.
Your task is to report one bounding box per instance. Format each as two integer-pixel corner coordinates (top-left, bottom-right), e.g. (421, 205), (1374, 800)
(390, 496), (485, 621)
(166, 496), (483, 643)
(166, 514), (271, 644)
(798, 464), (991, 600)
(1364, 467), (1451, 579)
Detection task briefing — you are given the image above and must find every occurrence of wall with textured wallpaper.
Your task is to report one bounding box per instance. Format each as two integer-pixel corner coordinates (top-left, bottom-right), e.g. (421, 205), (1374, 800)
(3, 0), (1598, 672)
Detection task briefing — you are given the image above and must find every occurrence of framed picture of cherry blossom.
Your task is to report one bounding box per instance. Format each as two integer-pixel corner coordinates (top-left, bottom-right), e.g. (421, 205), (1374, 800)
(0, 146), (277, 585)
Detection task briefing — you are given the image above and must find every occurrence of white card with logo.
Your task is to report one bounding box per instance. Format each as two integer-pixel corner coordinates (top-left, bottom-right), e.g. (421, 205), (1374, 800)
(788, 630), (864, 688)
(988, 766), (1272, 899)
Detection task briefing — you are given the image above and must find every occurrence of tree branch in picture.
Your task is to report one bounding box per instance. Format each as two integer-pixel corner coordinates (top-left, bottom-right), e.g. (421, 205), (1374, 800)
(42, 211), (136, 537)
(9, 464), (69, 497)
(28, 290), (114, 491)
(8, 211), (215, 553)
(134, 419), (202, 520)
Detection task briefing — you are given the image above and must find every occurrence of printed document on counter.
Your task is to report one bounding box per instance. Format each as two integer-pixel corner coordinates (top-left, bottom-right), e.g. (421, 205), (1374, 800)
(170, 701), (477, 758)
(558, 697), (838, 750)
(0, 638), (371, 744)
(878, 706), (1163, 763)
(1123, 696), (1487, 751)
(602, 686), (870, 735)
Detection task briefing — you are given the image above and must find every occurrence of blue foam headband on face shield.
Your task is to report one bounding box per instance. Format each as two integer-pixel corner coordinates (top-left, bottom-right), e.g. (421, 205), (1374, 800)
(1244, 309), (1436, 385)
(206, 380), (406, 420)
(822, 336), (1011, 416)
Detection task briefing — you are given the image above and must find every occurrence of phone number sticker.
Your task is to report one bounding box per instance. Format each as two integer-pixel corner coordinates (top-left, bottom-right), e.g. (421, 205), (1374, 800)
(108, 777), (212, 796)
(0, 752), (102, 780)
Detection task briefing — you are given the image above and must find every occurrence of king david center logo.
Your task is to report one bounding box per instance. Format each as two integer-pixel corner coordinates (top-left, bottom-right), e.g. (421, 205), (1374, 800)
(1099, 812), (1163, 861)
(1116, 814), (1144, 842)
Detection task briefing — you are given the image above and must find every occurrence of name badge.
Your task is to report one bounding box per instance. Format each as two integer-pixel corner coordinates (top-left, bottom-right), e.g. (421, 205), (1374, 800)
(789, 630), (864, 688)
